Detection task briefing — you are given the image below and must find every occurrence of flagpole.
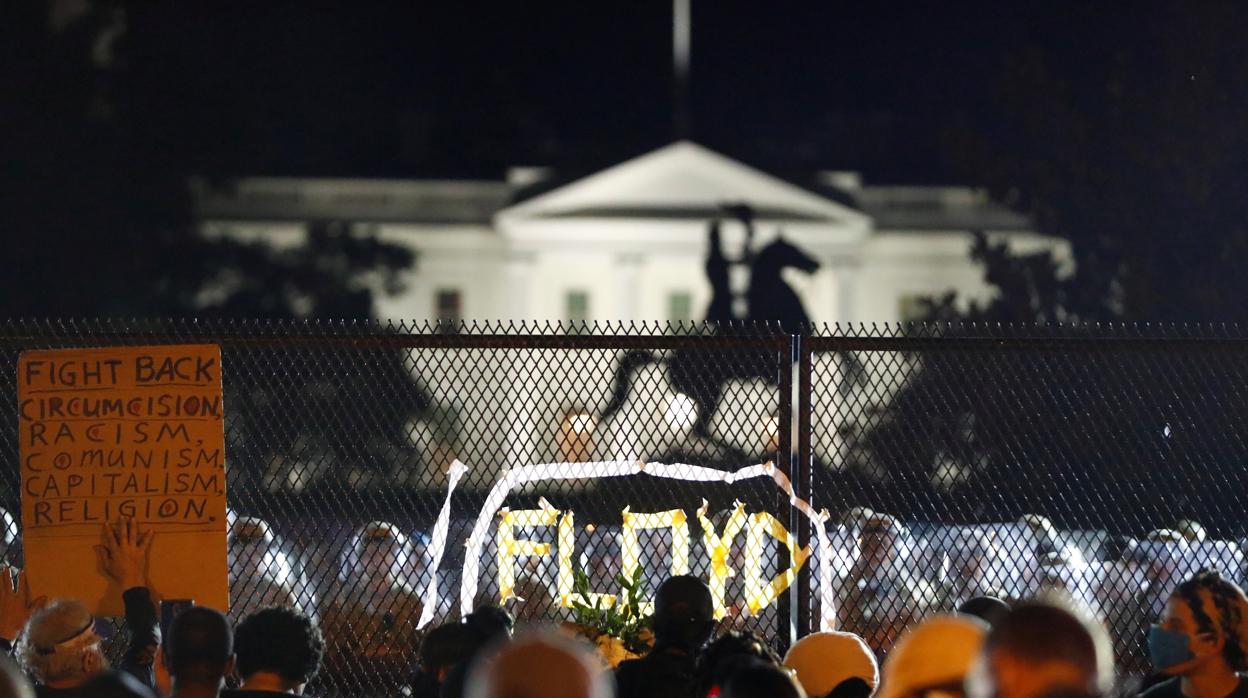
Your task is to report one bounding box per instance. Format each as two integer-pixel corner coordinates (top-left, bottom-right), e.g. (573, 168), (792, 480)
(673, 0), (691, 139)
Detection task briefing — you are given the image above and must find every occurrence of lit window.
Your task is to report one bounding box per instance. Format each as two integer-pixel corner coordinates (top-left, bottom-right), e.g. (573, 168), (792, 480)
(898, 294), (930, 324)
(559, 411), (596, 462)
(436, 289), (462, 331)
(566, 290), (590, 333)
(667, 291), (693, 324)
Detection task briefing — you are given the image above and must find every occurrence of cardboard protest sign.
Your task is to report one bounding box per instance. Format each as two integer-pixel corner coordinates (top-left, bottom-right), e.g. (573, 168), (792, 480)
(17, 345), (228, 616)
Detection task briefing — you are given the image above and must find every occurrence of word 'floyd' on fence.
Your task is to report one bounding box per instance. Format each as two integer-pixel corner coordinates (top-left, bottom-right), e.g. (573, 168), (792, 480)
(420, 458), (837, 632)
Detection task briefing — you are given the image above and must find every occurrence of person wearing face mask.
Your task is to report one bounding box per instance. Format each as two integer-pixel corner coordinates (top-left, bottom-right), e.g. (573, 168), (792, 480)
(840, 515), (925, 659)
(1138, 570), (1248, 698)
(322, 521), (423, 688)
(942, 530), (1007, 609)
(226, 518), (305, 625)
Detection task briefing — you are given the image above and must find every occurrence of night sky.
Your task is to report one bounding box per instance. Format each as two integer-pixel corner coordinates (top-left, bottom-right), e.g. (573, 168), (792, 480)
(117, 2), (1099, 182)
(11, 1), (1248, 321)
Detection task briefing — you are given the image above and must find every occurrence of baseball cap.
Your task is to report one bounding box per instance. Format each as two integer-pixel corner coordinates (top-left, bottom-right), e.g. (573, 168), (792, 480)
(784, 631), (879, 698)
(878, 615), (987, 698)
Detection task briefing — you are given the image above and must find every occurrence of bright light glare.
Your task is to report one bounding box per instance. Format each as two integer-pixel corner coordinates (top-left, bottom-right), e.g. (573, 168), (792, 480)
(665, 394), (697, 431)
(568, 413), (595, 434)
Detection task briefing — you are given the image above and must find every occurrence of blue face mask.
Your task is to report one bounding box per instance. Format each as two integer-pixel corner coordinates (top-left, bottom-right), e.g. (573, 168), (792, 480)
(1149, 625), (1196, 671)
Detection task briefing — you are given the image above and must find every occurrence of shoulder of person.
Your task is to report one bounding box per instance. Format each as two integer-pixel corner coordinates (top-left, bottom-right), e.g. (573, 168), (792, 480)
(614, 657), (644, 675)
(1136, 677), (1181, 698)
(220, 690), (296, 698)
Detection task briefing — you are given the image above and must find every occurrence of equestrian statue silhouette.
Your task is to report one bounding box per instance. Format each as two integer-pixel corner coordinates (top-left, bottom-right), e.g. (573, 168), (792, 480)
(601, 204), (820, 441)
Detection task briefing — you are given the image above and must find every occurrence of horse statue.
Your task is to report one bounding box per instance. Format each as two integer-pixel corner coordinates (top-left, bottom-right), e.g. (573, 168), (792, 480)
(601, 205), (820, 442)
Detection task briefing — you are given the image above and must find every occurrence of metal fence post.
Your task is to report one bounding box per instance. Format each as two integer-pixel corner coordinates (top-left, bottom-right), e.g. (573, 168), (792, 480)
(793, 331), (813, 637)
(776, 331), (795, 651)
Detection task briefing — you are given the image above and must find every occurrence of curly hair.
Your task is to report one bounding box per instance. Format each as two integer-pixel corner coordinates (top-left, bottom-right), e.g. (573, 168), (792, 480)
(694, 630), (782, 698)
(1173, 570), (1248, 671)
(234, 607), (324, 685)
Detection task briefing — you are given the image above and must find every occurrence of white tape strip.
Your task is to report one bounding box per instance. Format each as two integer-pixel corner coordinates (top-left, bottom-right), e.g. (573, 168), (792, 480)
(768, 465), (835, 630)
(455, 459), (836, 631)
(417, 459), (469, 629)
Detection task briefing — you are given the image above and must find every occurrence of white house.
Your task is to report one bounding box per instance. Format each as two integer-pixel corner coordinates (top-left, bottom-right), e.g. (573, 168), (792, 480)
(195, 141), (1067, 328)
(195, 141), (1069, 482)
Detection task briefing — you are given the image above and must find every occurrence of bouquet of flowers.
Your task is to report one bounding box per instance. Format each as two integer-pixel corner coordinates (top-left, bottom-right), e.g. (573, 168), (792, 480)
(561, 566), (654, 667)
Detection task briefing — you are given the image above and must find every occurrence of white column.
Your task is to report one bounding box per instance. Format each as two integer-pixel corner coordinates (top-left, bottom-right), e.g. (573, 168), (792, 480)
(615, 253), (644, 321)
(503, 250), (538, 468)
(831, 260), (861, 325)
(503, 250), (537, 321)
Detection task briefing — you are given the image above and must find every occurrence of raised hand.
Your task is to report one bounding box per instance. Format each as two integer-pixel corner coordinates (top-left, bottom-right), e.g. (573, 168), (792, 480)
(0, 566), (47, 641)
(97, 517), (154, 591)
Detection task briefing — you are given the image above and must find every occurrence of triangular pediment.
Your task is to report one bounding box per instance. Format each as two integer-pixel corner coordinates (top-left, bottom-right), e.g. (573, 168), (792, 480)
(497, 141), (870, 225)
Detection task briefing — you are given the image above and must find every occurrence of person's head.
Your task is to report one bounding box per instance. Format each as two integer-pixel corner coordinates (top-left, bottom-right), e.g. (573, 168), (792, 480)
(878, 615), (987, 698)
(1018, 515), (1059, 557)
(652, 575), (715, 651)
(1149, 570), (1248, 677)
(1175, 521), (1208, 543)
(464, 632), (610, 698)
(957, 598), (1010, 629)
(721, 662), (807, 698)
(783, 631), (878, 698)
(0, 654), (33, 698)
(840, 508), (877, 533)
(465, 605), (515, 645)
(1098, 536), (1131, 564)
(229, 517), (273, 552)
(1145, 529), (1185, 545)
(19, 599), (107, 687)
(233, 607), (323, 693)
(421, 622), (481, 681)
(695, 630), (782, 698)
(949, 531), (996, 581)
(1128, 539), (1183, 585)
(860, 516), (905, 567)
(970, 601), (1111, 698)
(351, 521), (412, 586)
(79, 672), (157, 698)
(165, 607), (234, 690)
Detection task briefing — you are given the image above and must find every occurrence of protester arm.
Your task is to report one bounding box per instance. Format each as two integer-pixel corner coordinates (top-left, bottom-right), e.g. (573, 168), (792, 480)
(97, 519), (157, 687)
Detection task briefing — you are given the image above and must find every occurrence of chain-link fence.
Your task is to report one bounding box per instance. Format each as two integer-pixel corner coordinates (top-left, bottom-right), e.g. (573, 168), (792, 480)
(808, 323), (1248, 679)
(1, 320), (1245, 692)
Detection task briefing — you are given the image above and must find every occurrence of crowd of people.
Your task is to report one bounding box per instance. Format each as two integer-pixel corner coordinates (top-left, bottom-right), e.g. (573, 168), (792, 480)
(0, 516), (1247, 698)
(217, 507), (1248, 680)
(828, 511), (1248, 677)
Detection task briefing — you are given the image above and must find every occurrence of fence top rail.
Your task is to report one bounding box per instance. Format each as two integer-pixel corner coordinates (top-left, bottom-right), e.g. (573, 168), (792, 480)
(0, 319), (1247, 348)
(806, 321), (1248, 352)
(0, 319), (789, 350)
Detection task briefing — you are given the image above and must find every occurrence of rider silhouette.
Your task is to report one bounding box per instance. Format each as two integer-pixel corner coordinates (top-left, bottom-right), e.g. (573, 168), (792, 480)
(704, 219), (734, 326)
(603, 203), (820, 445)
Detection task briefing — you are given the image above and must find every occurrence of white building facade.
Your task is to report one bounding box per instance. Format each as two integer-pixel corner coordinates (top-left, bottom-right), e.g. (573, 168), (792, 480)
(195, 141), (1068, 328)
